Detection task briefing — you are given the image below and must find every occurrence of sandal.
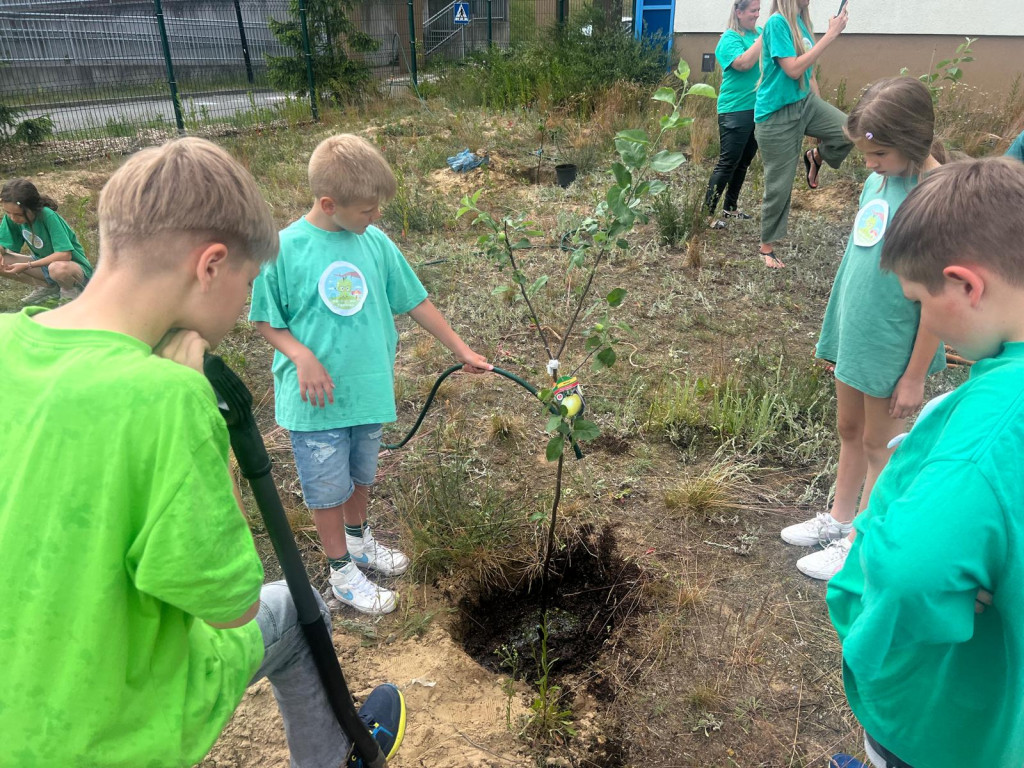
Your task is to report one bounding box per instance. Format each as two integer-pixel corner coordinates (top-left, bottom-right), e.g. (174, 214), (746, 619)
(759, 248), (785, 269)
(804, 147), (823, 190)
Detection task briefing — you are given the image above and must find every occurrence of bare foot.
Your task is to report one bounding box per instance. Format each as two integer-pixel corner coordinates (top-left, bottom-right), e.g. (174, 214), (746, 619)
(760, 249), (785, 268)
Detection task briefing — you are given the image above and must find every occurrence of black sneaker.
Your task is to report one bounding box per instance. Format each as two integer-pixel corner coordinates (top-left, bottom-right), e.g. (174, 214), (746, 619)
(347, 683), (407, 767)
(722, 209), (753, 220)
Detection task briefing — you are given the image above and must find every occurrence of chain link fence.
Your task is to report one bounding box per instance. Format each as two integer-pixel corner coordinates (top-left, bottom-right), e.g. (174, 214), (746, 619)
(0, 0), (615, 139)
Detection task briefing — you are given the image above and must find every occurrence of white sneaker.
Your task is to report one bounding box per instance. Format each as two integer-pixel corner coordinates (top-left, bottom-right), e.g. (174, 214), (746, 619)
(797, 538), (852, 581)
(20, 283), (60, 306)
(329, 562), (398, 615)
(781, 512), (853, 547)
(347, 527), (410, 577)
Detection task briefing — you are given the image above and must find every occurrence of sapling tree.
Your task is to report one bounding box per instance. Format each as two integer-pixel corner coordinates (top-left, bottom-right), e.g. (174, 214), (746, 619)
(457, 59), (715, 662)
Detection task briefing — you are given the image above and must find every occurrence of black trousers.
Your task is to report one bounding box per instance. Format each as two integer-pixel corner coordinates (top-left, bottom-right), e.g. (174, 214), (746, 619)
(704, 108), (758, 214)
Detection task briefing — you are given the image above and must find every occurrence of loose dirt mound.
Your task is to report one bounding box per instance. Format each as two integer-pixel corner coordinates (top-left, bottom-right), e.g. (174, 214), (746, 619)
(202, 626), (530, 768)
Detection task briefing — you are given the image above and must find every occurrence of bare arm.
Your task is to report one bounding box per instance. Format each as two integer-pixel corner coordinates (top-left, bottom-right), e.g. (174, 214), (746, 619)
(776, 11), (848, 81)
(890, 324), (943, 419)
(207, 600), (260, 629)
(729, 37), (763, 72)
(3, 249), (72, 275)
(407, 298), (492, 373)
(253, 321), (336, 407)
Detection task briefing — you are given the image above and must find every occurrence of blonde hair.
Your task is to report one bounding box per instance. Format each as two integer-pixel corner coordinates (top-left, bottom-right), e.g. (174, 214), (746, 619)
(881, 157), (1024, 292)
(770, 0), (813, 56)
(726, 0), (757, 32)
(98, 137), (277, 266)
(308, 134), (397, 206)
(846, 77), (946, 179)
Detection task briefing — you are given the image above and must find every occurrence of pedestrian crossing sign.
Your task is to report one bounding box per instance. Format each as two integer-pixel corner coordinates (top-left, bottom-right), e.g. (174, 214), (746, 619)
(453, 2), (470, 24)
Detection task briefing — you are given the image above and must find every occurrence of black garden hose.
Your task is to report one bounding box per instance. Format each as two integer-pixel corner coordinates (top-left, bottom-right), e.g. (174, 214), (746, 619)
(384, 364), (583, 460)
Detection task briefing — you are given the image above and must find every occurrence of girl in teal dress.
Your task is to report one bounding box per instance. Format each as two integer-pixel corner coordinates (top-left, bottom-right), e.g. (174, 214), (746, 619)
(781, 77), (947, 580)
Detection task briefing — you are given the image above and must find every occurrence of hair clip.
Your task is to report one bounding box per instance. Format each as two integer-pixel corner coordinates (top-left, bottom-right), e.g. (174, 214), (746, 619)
(865, 131), (874, 140)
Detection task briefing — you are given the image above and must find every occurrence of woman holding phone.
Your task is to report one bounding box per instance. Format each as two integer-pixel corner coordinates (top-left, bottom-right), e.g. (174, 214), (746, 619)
(754, 0), (852, 267)
(703, 0), (764, 228)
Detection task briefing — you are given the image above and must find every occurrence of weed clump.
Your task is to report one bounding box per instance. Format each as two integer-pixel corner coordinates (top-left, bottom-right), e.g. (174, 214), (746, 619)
(437, 7), (668, 113)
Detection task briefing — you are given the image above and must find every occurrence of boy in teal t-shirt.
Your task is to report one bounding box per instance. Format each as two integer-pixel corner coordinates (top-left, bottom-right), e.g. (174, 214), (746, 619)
(827, 158), (1024, 767)
(0, 178), (93, 305)
(250, 134), (491, 616)
(1006, 128), (1024, 163)
(0, 138), (404, 767)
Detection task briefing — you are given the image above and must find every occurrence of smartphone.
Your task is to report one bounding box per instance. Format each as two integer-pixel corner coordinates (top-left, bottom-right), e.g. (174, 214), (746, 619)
(837, 0), (848, 14)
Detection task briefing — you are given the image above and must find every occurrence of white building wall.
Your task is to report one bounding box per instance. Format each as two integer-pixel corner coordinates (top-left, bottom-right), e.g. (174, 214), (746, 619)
(673, 0), (1024, 36)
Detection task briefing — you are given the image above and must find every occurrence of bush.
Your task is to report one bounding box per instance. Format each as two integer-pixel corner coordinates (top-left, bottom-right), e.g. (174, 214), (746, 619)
(438, 6), (668, 112)
(12, 116), (54, 145)
(266, 0), (379, 104)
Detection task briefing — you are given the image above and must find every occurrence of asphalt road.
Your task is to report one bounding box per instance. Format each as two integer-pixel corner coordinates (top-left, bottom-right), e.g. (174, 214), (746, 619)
(22, 90), (293, 133)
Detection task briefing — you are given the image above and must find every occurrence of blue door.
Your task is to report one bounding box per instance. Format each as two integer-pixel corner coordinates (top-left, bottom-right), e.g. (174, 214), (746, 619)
(633, 0), (675, 59)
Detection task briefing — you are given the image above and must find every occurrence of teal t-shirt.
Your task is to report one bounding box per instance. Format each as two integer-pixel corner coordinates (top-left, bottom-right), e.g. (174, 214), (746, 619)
(0, 206), (93, 278)
(816, 173), (945, 397)
(0, 308), (265, 766)
(754, 13), (813, 122)
(827, 342), (1024, 768)
(715, 27), (762, 114)
(249, 219), (429, 432)
(1006, 130), (1024, 163)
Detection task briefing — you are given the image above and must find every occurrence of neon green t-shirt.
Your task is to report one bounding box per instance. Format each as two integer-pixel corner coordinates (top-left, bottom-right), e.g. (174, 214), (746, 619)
(715, 27), (761, 114)
(0, 206), (93, 278)
(754, 13), (813, 122)
(816, 173), (945, 397)
(250, 219), (428, 432)
(827, 343), (1024, 767)
(0, 308), (264, 767)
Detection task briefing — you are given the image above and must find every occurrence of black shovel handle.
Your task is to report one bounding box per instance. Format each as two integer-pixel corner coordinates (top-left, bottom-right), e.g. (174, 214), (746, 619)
(204, 354), (386, 768)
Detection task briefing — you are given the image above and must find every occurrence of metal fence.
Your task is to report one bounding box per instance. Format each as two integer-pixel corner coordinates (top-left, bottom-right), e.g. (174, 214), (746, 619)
(0, 0), (611, 137)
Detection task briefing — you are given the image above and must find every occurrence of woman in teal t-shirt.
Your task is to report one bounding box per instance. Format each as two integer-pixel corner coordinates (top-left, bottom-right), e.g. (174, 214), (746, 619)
(0, 178), (92, 305)
(754, 0), (851, 267)
(703, 0), (763, 226)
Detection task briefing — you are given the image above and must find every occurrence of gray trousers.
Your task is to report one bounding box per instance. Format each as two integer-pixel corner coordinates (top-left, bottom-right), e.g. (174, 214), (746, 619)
(252, 581), (350, 768)
(754, 93), (853, 243)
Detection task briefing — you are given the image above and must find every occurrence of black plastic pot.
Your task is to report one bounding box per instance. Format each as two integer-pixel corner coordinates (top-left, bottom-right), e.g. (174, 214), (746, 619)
(555, 163), (577, 188)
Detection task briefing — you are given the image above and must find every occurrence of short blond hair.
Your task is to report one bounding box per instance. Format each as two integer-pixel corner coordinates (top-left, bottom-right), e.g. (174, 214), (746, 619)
(98, 137), (278, 266)
(881, 157), (1024, 292)
(308, 134), (396, 206)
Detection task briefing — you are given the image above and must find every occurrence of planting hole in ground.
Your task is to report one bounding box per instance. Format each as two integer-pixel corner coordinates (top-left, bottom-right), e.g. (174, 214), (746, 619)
(454, 524), (647, 698)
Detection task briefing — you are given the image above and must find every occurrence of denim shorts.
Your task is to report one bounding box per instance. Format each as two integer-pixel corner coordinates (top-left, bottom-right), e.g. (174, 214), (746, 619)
(288, 424), (382, 509)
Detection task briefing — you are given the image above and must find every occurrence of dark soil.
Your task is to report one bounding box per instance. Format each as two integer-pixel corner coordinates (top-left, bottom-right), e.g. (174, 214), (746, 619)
(454, 524), (648, 689)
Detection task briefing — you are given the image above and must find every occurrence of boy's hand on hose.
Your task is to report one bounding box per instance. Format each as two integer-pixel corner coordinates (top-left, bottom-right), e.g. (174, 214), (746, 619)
(889, 374), (925, 420)
(975, 588), (993, 615)
(457, 348), (493, 374)
(155, 329), (210, 374)
(295, 351), (335, 407)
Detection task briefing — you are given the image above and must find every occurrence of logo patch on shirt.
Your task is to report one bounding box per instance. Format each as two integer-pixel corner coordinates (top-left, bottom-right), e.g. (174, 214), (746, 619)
(319, 260), (368, 316)
(853, 199), (889, 248)
(21, 228), (43, 250)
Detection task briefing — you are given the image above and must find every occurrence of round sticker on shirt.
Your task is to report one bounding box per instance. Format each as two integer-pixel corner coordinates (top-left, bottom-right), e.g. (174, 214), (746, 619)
(853, 199), (890, 248)
(22, 228), (43, 250)
(802, 37), (814, 51)
(319, 260), (368, 316)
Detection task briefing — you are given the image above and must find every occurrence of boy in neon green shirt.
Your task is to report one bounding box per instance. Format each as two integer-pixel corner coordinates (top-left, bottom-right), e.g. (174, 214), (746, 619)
(827, 157), (1024, 767)
(0, 138), (404, 767)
